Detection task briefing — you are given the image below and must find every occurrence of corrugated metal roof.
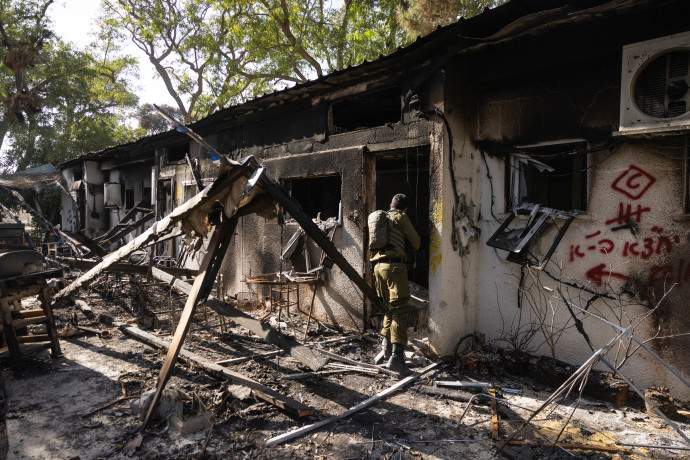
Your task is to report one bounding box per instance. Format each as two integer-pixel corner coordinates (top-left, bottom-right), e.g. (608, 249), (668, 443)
(59, 0), (659, 168)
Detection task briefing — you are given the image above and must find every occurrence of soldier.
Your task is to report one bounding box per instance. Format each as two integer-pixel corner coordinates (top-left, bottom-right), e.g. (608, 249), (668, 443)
(371, 193), (421, 375)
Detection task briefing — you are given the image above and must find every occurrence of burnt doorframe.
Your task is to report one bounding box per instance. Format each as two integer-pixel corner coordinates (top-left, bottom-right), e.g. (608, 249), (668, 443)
(363, 142), (431, 323)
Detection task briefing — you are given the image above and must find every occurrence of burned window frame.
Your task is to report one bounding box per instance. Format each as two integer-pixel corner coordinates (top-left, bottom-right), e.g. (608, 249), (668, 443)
(281, 175), (342, 224)
(329, 86), (401, 134)
(506, 140), (588, 213)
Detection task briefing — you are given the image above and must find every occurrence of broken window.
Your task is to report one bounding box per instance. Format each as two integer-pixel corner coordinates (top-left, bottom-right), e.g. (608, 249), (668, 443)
(330, 87), (400, 134)
(167, 144), (188, 164)
(507, 141), (587, 212)
(487, 203), (574, 269)
(282, 176), (342, 222)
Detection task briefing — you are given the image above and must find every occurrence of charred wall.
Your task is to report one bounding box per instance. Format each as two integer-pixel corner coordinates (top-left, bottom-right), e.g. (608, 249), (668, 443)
(468, 8), (690, 399)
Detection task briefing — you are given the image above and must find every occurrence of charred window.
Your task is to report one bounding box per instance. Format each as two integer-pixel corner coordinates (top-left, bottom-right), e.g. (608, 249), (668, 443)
(331, 87), (400, 134)
(283, 175), (342, 221)
(167, 144), (188, 163)
(507, 141), (587, 212)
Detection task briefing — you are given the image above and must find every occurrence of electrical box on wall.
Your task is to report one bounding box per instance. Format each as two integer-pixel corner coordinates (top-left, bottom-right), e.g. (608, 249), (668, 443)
(617, 31), (690, 136)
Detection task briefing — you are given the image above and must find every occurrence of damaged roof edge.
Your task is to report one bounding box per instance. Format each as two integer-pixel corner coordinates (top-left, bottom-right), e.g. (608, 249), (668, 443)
(58, 0), (651, 170)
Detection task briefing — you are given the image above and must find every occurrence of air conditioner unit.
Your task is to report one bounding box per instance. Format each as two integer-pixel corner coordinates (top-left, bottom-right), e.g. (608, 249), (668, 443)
(618, 31), (690, 136)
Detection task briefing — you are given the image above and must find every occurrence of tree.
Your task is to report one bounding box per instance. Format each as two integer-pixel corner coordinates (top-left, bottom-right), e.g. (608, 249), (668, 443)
(0, 0), (53, 152)
(136, 103), (185, 134)
(0, 1), (140, 171)
(1, 41), (140, 171)
(99, 0), (410, 122)
(397, 0), (507, 38)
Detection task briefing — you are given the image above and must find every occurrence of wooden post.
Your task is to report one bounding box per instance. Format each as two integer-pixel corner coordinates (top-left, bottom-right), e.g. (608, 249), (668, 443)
(143, 215), (238, 428)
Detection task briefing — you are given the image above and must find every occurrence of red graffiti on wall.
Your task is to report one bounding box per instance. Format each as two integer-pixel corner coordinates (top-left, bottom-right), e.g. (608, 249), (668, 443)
(621, 233), (681, 259)
(586, 263), (630, 284)
(649, 259), (690, 286)
(610, 165), (656, 200)
(605, 202), (651, 225)
(566, 165), (690, 288)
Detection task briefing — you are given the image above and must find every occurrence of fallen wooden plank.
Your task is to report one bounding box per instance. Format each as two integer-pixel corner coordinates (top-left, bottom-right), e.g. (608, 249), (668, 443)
(94, 199), (151, 243)
(216, 350), (283, 365)
(151, 267), (328, 372)
(266, 362), (440, 447)
(97, 213), (154, 248)
(70, 230), (108, 257)
(214, 336), (359, 366)
(120, 324), (314, 418)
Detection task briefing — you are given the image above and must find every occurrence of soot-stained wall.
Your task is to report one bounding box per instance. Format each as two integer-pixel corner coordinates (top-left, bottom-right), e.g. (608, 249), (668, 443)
(466, 19), (690, 399)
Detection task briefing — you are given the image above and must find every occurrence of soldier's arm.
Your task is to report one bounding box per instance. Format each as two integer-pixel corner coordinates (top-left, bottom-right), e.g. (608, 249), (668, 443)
(401, 215), (421, 251)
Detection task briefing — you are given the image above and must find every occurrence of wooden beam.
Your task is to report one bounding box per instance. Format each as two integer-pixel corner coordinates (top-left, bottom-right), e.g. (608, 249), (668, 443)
(120, 324), (313, 418)
(316, 349), (397, 377)
(266, 362), (440, 446)
(94, 199), (151, 243)
(151, 267), (328, 371)
(144, 216), (238, 428)
(70, 230), (108, 257)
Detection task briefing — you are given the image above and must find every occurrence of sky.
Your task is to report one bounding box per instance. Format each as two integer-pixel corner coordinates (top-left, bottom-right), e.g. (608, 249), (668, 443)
(48, 0), (176, 106)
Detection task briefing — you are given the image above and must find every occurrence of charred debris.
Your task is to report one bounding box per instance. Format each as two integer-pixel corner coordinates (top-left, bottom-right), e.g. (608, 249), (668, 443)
(0, 149), (688, 459)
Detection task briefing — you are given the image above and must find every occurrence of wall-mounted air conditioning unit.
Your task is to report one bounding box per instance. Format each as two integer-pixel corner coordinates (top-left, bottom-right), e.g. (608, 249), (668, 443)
(618, 31), (690, 136)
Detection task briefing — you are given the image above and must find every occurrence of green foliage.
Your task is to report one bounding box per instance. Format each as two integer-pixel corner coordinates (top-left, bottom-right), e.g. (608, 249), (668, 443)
(100, 0), (412, 121)
(397, 0), (507, 38)
(0, 1), (140, 172)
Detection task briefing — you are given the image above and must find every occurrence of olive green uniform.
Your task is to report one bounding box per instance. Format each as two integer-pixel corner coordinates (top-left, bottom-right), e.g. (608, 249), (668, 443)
(371, 209), (421, 346)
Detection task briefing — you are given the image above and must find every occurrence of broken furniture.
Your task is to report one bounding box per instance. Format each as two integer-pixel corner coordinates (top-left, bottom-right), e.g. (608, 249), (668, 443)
(245, 272), (319, 339)
(486, 203), (574, 269)
(0, 269), (62, 362)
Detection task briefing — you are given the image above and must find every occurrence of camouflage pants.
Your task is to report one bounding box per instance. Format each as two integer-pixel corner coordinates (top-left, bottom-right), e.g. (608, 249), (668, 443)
(374, 261), (410, 346)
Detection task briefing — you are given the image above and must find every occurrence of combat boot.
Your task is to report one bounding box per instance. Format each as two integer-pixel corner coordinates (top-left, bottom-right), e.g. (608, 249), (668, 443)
(386, 343), (412, 377)
(374, 336), (391, 364)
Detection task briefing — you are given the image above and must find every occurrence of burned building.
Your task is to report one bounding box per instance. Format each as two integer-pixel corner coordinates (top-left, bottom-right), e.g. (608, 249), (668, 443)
(59, 0), (690, 401)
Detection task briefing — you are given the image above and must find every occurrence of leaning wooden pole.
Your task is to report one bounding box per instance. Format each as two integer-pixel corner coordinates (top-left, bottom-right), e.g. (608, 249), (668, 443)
(143, 216), (238, 428)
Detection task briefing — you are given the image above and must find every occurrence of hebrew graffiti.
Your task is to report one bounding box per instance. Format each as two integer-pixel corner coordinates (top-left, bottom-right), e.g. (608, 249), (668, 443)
(567, 165), (686, 287)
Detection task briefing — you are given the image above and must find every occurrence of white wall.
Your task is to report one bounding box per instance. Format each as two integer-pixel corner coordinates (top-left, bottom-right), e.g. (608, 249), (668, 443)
(475, 140), (690, 400)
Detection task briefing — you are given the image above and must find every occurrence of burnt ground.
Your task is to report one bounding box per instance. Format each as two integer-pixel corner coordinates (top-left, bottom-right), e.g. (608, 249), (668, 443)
(2, 273), (690, 459)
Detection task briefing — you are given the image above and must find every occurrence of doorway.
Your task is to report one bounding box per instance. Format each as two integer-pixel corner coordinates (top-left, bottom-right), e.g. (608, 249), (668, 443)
(375, 145), (430, 289)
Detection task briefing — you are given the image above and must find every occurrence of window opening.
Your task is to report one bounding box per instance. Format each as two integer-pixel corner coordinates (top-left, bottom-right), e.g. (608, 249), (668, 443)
(282, 175), (342, 222)
(331, 87), (401, 134)
(167, 144), (188, 163)
(142, 187), (152, 207)
(508, 140), (587, 212)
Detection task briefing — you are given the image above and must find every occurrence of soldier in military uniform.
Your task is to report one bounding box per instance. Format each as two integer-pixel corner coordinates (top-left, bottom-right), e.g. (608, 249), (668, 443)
(371, 193), (421, 375)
